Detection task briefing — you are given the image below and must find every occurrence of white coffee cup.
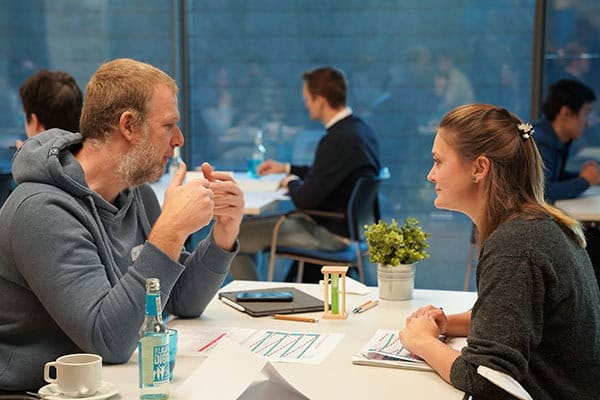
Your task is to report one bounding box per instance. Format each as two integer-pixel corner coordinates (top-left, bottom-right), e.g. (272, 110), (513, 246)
(43, 353), (102, 398)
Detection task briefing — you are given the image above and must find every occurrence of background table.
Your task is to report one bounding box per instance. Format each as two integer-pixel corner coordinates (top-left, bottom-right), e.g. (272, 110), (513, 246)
(555, 186), (600, 222)
(150, 172), (289, 216)
(102, 280), (476, 399)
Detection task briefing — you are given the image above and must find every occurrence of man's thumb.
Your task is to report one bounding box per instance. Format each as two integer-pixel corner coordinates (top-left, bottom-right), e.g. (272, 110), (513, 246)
(170, 161), (187, 186)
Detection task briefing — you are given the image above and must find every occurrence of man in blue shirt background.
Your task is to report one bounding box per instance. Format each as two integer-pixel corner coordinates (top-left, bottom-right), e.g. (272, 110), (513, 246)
(534, 79), (597, 202)
(534, 78), (599, 287)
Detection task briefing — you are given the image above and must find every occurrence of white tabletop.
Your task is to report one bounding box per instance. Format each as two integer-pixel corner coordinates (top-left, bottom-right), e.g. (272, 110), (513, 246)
(102, 280), (476, 399)
(555, 186), (600, 222)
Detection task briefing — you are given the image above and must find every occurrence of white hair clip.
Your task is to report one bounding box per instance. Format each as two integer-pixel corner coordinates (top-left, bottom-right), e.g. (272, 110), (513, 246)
(516, 123), (534, 140)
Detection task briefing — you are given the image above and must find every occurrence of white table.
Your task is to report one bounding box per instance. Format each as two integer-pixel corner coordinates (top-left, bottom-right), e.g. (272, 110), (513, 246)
(103, 280), (477, 399)
(150, 172), (289, 216)
(555, 186), (600, 222)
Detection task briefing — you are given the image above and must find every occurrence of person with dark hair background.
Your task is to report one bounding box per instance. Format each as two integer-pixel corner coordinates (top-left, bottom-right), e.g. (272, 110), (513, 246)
(0, 70), (84, 208)
(16, 69), (83, 149)
(534, 79), (597, 202)
(534, 79), (599, 285)
(230, 66), (380, 282)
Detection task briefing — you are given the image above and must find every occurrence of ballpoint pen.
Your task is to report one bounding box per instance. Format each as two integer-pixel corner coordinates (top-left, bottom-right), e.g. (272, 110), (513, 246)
(356, 300), (379, 313)
(353, 300), (374, 313)
(273, 314), (318, 323)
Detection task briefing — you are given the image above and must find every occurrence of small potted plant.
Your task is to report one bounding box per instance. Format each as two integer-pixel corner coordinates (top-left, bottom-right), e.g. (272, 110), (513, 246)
(364, 217), (430, 300)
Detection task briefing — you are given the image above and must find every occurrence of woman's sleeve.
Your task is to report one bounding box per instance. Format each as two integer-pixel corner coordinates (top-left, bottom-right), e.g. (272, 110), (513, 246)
(450, 254), (546, 398)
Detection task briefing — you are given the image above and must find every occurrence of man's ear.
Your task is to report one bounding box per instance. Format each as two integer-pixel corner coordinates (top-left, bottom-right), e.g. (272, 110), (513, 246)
(29, 113), (45, 135)
(316, 94), (328, 110)
(472, 155), (490, 183)
(118, 111), (137, 142)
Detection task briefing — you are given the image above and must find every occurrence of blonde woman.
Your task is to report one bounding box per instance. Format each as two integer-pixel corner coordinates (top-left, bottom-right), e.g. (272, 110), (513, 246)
(400, 104), (600, 399)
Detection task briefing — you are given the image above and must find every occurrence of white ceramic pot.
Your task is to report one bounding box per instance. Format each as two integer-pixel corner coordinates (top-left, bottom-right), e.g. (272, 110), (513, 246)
(377, 263), (415, 301)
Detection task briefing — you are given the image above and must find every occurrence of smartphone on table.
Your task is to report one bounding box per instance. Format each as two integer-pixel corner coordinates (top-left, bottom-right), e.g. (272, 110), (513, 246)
(235, 291), (294, 302)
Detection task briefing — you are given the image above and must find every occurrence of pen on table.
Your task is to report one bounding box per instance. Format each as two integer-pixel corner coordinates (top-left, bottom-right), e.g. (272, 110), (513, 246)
(273, 314), (318, 323)
(352, 300), (374, 313)
(356, 300), (379, 313)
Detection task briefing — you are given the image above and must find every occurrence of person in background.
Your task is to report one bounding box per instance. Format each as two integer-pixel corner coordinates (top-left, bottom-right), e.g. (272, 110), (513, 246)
(399, 104), (600, 399)
(0, 58), (244, 392)
(0, 70), (83, 208)
(230, 66), (380, 282)
(534, 79), (597, 202)
(16, 69), (83, 148)
(434, 52), (475, 114)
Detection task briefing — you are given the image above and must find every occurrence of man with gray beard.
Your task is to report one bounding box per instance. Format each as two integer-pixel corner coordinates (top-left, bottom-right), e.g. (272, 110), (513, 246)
(0, 58), (244, 392)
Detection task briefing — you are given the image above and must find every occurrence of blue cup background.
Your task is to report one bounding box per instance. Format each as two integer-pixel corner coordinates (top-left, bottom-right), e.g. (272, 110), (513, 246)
(168, 328), (178, 381)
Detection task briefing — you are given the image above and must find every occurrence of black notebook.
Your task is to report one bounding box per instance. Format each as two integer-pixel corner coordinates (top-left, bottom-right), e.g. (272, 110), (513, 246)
(218, 287), (324, 317)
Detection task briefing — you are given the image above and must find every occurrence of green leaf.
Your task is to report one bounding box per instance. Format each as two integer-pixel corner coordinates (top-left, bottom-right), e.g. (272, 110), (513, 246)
(364, 218), (430, 266)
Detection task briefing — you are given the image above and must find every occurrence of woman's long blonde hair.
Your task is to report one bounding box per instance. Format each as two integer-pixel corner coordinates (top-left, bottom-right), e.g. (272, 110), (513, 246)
(439, 104), (585, 247)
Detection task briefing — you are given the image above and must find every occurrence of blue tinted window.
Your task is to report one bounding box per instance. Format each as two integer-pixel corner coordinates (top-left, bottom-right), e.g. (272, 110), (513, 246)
(0, 0), (544, 289)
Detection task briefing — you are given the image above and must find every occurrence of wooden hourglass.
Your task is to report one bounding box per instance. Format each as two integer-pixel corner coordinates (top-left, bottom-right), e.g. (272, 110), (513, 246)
(321, 266), (348, 320)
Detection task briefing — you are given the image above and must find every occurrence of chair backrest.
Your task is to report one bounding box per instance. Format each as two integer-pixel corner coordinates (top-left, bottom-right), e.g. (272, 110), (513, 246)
(345, 167), (390, 242)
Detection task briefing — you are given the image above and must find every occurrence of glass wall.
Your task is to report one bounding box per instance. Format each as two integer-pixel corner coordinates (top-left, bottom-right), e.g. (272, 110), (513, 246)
(185, 0), (535, 288)
(0, 0), (178, 142)
(0, 0), (540, 289)
(543, 1), (600, 162)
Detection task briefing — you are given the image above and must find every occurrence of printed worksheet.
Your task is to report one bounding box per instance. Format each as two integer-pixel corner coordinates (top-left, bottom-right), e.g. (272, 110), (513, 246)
(246, 329), (343, 365)
(364, 329), (422, 362)
(176, 326), (258, 356)
(360, 329), (466, 366)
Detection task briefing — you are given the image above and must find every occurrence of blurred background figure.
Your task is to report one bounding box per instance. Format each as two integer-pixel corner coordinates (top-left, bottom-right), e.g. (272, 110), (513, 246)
(17, 69), (83, 149)
(231, 66), (381, 283)
(557, 41), (592, 83)
(434, 52), (475, 113)
(0, 69), (82, 208)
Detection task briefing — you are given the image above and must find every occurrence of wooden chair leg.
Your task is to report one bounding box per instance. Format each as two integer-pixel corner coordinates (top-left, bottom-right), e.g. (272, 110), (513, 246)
(296, 261), (305, 283)
(267, 214), (287, 282)
(268, 249), (277, 282)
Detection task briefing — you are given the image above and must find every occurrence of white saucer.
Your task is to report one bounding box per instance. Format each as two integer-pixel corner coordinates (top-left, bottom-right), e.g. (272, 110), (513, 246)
(38, 381), (118, 399)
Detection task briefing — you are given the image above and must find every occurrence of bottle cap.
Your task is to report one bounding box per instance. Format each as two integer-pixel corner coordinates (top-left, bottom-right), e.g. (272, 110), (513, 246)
(255, 130), (263, 143)
(146, 278), (160, 291)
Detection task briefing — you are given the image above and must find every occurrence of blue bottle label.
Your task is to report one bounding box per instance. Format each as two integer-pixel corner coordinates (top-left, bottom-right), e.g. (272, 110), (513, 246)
(145, 294), (160, 316)
(139, 335), (170, 388)
(152, 344), (170, 383)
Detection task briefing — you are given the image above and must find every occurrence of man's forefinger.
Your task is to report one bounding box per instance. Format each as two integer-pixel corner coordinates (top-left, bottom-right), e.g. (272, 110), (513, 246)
(208, 170), (235, 182)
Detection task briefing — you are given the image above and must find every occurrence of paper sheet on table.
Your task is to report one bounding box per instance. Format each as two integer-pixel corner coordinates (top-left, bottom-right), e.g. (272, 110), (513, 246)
(175, 337), (264, 400)
(246, 329), (343, 365)
(352, 329), (467, 371)
(175, 326), (257, 356)
(235, 173), (287, 192)
(240, 363), (309, 400)
(320, 276), (371, 295)
(176, 337), (308, 399)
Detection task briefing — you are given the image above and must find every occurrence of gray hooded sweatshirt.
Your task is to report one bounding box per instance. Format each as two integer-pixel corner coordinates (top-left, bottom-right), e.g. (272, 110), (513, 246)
(0, 129), (235, 391)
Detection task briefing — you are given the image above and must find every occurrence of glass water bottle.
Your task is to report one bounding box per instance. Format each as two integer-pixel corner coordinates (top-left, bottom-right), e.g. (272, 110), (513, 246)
(138, 278), (169, 399)
(247, 130), (265, 178)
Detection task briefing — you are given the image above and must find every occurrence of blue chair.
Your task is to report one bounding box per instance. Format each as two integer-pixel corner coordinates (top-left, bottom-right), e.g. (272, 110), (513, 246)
(267, 167), (390, 283)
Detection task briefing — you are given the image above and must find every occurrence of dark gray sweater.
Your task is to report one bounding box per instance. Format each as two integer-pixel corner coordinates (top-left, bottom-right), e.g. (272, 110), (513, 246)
(450, 217), (600, 399)
(0, 130), (236, 391)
